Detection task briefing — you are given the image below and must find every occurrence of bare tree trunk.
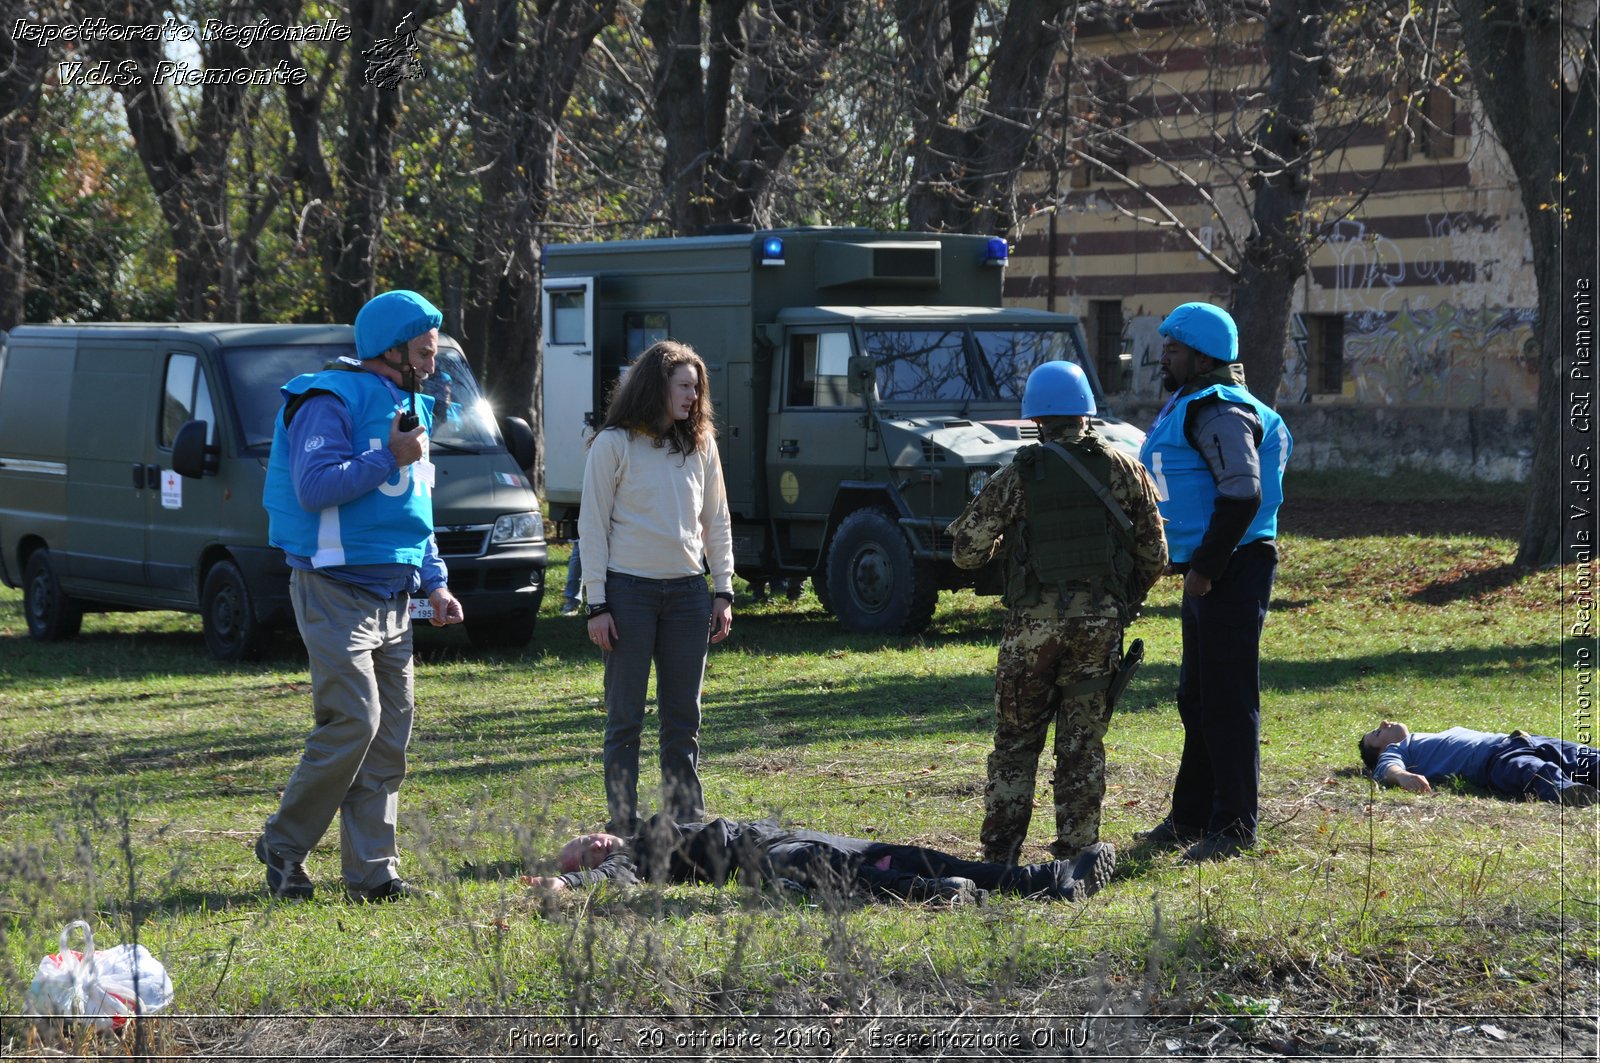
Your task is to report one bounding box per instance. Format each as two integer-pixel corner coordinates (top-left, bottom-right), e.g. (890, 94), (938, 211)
(0, 15), (50, 329)
(464, 0), (618, 490)
(1457, 0), (1595, 565)
(1230, 0), (1333, 407)
(899, 0), (1070, 235)
(641, 0), (855, 233)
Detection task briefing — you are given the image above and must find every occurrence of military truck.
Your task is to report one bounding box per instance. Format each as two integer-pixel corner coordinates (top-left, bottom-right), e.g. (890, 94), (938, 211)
(0, 324), (547, 659)
(540, 228), (1143, 635)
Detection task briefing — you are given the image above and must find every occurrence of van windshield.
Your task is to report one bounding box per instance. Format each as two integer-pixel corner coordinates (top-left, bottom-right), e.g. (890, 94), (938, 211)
(859, 327), (1096, 404)
(223, 345), (503, 453)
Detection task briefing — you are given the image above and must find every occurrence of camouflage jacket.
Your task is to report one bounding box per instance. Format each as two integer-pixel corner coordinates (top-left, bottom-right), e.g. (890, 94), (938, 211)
(946, 421), (1168, 620)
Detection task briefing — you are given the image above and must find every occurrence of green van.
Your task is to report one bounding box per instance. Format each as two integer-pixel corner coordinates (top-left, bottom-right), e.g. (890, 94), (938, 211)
(0, 323), (547, 659)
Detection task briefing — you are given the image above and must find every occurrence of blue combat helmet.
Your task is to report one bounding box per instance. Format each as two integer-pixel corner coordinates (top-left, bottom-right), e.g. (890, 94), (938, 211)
(1158, 302), (1238, 363)
(1021, 360), (1097, 418)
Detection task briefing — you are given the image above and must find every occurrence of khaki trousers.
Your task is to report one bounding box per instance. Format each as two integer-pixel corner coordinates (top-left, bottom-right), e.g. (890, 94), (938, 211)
(264, 569), (414, 889)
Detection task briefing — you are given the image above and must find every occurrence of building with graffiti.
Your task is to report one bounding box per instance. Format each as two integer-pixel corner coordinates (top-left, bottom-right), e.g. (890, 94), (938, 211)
(1008, 9), (1539, 420)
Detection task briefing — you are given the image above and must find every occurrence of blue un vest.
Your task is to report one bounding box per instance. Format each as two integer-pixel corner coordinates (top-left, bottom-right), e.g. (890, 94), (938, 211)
(264, 369), (436, 568)
(1138, 383), (1292, 564)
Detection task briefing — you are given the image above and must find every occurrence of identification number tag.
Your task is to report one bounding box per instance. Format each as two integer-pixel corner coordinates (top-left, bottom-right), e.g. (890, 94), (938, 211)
(408, 599), (435, 620)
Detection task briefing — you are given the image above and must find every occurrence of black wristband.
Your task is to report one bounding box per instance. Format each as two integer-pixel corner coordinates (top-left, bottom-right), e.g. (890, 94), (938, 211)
(713, 591), (734, 603)
(587, 603), (611, 618)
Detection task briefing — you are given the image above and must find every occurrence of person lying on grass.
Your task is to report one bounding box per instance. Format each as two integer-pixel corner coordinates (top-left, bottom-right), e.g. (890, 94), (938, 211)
(1359, 719), (1598, 805)
(520, 814), (1116, 904)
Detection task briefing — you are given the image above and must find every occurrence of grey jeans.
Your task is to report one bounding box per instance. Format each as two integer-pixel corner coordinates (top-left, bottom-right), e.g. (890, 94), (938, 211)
(265, 568), (414, 889)
(601, 572), (711, 832)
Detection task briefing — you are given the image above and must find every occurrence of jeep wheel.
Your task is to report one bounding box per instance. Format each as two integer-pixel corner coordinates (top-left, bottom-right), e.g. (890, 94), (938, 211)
(466, 610), (537, 650)
(825, 508), (938, 635)
(202, 560), (268, 661)
(23, 550), (83, 641)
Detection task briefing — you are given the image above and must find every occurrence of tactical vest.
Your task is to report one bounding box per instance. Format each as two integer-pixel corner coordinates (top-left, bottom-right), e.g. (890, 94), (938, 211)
(1138, 382), (1292, 564)
(1004, 435), (1137, 615)
(264, 367), (436, 568)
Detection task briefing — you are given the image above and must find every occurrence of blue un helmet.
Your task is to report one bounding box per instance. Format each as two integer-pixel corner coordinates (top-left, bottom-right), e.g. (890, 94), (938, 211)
(1021, 360), (1097, 418)
(1158, 302), (1238, 363)
(354, 290), (443, 360)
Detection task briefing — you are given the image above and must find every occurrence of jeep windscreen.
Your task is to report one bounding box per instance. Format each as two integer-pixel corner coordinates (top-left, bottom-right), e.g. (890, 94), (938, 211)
(224, 345), (503, 454)
(859, 326), (1097, 404)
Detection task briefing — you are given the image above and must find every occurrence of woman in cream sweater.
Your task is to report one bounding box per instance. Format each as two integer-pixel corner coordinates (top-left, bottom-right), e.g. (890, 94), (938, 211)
(579, 341), (735, 833)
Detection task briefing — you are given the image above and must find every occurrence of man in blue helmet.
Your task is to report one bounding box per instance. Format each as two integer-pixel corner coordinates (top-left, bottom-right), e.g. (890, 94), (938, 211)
(947, 360), (1167, 882)
(257, 290), (465, 902)
(1138, 302), (1292, 861)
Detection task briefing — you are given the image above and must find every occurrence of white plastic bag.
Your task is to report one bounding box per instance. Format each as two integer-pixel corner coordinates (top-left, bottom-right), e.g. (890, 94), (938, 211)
(25, 920), (174, 1031)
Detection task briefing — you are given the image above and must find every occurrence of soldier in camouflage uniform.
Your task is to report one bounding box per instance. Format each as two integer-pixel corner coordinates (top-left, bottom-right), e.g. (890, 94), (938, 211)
(947, 361), (1167, 872)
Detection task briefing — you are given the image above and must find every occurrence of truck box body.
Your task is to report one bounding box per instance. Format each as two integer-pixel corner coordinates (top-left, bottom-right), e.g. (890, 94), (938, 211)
(541, 228), (1144, 634)
(0, 323), (547, 658)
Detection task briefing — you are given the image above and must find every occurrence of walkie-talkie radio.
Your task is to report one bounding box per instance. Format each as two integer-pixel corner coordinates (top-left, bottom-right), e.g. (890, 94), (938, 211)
(397, 348), (420, 431)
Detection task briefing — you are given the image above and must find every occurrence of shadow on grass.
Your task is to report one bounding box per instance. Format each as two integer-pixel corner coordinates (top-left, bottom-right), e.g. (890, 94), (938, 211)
(1405, 562), (1528, 606)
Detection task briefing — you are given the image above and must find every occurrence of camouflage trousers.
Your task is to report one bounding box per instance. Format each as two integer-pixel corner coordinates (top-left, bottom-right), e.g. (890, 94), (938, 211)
(981, 612), (1123, 864)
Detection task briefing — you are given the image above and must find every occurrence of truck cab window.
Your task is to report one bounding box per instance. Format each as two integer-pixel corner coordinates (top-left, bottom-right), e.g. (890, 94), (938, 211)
(162, 353), (216, 447)
(973, 329), (1080, 401)
(861, 329), (975, 403)
(787, 331), (860, 408)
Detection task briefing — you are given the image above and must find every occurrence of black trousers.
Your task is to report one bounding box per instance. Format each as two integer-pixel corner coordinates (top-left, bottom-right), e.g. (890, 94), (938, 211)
(1169, 540), (1276, 840)
(764, 839), (1063, 899)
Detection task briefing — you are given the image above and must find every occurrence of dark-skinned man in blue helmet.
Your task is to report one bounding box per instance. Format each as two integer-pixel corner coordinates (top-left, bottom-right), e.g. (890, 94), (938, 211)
(1137, 303), (1293, 861)
(947, 361), (1167, 886)
(257, 289), (465, 902)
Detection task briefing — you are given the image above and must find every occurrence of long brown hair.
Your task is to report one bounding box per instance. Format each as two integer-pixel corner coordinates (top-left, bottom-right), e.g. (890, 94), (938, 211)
(592, 340), (714, 456)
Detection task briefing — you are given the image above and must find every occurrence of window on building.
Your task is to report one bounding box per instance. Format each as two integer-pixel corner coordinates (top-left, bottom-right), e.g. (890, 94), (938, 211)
(1073, 69), (1133, 186)
(1421, 86), (1457, 158)
(1388, 84), (1458, 162)
(1090, 300), (1126, 393)
(1303, 314), (1345, 396)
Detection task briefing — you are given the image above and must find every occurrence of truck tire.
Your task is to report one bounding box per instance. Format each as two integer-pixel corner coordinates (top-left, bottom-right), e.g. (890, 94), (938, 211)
(466, 609), (537, 650)
(23, 550), (83, 641)
(811, 570), (834, 615)
(202, 560), (268, 661)
(825, 508), (939, 635)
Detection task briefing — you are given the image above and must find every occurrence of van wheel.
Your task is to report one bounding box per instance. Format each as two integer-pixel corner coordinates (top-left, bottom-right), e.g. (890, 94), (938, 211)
(825, 509), (938, 635)
(202, 560), (267, 661)
(24, 551), (83, 641)
(466, 611), (536, 650)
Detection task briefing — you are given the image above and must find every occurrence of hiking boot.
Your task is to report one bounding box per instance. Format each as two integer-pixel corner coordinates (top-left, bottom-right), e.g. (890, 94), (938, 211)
(905, 876), (983, 905)
(1135, 817), (1203, 850)
(1051, 841), (1116, 901)
(1183, 832), (1254, 862)
(346, 877), (436, 903)
(255, 836), (314, 901)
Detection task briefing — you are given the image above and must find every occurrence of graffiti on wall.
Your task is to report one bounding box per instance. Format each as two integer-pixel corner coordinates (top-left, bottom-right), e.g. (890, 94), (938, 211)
(1339, 303), (1538, 407)
(1121, 302), (1537, 407)
(1319, 211), (1515, 313)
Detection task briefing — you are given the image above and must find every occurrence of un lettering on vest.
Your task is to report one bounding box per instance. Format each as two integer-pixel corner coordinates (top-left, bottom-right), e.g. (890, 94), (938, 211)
(372, 437), (430, 498)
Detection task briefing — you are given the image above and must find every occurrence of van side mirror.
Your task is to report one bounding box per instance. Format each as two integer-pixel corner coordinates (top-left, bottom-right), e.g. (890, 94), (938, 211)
(846, 355), (877, 397)
(499, 416), (536, 470)
(171, 420), (215, 478)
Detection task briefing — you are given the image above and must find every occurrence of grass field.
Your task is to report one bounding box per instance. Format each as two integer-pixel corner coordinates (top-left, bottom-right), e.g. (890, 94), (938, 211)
(0, 474), (1593, 1058)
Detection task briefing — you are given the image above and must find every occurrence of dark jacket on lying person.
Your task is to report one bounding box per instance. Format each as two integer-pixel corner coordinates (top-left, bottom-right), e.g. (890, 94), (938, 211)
(550, 815), (1112, 902)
